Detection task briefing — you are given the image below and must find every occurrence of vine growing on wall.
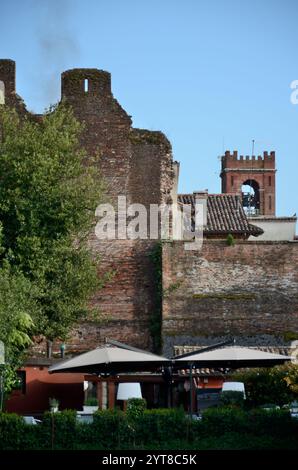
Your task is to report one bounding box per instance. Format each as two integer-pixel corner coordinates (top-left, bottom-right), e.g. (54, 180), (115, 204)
(149, 242), (182, 353)
(149, 242), (163, 353)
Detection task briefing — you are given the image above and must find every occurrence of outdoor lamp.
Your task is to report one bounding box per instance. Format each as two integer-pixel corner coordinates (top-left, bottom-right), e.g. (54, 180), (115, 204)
(116, 382), (142, 400)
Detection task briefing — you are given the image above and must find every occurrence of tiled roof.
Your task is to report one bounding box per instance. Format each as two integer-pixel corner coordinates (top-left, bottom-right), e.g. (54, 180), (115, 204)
(178, 193), (263, 236)
(178, 367), (228, 377)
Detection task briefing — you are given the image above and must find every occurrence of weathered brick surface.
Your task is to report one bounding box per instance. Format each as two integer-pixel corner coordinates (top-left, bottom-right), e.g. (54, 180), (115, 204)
(1, 61), (174, 355)
(0, 60), (30, 115)
(59, 69), (174, 352)
(2, 60), (297, 360)
(162, 240), (298, 355)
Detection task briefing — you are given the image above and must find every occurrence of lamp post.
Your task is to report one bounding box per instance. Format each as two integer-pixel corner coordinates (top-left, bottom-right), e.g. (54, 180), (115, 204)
(189, 362), (193, 418)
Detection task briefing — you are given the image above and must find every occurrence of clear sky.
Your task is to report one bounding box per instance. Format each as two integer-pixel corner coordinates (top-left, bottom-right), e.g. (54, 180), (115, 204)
(1, 0), (297, 216)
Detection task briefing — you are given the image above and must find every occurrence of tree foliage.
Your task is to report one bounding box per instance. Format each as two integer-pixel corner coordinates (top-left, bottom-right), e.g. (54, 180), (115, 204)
(0, 104), (104, 370)
(232, 364), (298, 407)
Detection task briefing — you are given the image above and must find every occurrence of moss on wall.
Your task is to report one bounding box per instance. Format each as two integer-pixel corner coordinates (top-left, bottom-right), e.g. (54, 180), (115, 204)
(192, 293), (256, 300)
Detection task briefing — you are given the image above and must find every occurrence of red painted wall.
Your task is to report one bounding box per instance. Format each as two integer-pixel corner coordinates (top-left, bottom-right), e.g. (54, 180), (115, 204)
(6, 366), (85, 416)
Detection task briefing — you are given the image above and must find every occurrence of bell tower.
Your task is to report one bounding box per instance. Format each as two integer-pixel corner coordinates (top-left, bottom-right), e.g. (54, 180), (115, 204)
(220, 150), (276, 216)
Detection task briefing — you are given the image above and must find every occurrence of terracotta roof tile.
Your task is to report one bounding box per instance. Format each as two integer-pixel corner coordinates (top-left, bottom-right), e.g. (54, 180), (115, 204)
(178, 193), (263, 236)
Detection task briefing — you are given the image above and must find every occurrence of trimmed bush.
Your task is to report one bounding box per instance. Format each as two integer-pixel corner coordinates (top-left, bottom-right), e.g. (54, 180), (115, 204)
(133, 408), (187, 446)
(0, 412), (25, 450)
(200, 407), (248, 437)
(0, 407), (297, 450)
(41, 410), (77, 450)
(127, 398), (147, 421)
(220, 391), (245, 407)
(92, 409), (130, 448)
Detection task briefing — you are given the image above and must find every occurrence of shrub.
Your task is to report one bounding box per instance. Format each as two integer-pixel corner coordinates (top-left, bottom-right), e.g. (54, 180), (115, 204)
(42, 410), (77, 449)
(247, 408), (295, 438)
(49, 397), (59, 409)
(84, 397), (98, 406)
(0, 407), (298, 450)
(226, 234), (235, 246)
(127, 398), (147, 420)
(220, 390), (245, 407)
(232, 365), (297, 407)
(0, 412), (25, 450)
(133, 408), (186, 446)
(200, 407), (248, 437)
(92, 409), (130, 448)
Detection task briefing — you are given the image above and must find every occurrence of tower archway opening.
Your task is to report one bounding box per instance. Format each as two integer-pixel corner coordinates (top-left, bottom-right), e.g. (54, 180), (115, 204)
(241, 179), (260, 215)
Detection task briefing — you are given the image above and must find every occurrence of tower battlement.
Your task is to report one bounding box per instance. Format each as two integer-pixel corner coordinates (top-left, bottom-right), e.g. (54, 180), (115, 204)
(222, 150), (275, 170)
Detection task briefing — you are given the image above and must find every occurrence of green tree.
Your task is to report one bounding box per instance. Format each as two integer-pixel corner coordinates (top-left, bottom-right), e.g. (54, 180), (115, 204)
(0, 224), (39, 398)
(0, 105), (104, 352)
(233, 365), (298, 407)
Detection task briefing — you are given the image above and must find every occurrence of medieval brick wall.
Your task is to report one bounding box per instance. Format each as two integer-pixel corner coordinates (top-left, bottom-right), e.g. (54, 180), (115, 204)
(3, 59), (297, 360)
(0, 60), (29, 115)
(162, 240), (298, 356)
(59, 68), (174, 353)
(1, 60), (175, 354)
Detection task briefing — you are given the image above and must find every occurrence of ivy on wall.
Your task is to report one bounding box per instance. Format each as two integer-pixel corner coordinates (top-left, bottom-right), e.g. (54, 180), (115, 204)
(149, 242), (162, 353)
(149, 242), (183, 353)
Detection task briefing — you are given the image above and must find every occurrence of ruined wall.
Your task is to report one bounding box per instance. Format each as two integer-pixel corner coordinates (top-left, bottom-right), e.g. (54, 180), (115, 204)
(1, 60), (174, 354)
(0, 60), (29, 114)
(59, 68), (174, 352)
(162, 240), (298, 356)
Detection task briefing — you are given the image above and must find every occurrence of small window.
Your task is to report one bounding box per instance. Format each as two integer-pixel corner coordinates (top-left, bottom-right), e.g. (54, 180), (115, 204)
(0, 81), (5, 104)
(231, 175), (234, 187)
(269, 195), (272, 210)
(268, 176), (272, 186)
(84, 79), (89, 93)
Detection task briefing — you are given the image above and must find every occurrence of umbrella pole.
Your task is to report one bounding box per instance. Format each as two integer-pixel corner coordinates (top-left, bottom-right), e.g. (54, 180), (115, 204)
(189, 362), (193, 418)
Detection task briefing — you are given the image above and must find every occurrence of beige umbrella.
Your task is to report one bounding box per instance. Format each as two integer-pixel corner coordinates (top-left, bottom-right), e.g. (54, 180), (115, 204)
(173, 346), (291, 368)
(49, 341), (170, 375)
(173, 345), (291, 416)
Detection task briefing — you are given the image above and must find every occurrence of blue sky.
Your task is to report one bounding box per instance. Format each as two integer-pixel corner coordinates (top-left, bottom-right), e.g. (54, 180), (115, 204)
(1, 0), (297, 216)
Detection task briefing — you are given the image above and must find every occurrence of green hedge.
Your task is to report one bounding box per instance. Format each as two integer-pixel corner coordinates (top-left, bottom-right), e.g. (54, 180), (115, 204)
(0, 408), (297, 450)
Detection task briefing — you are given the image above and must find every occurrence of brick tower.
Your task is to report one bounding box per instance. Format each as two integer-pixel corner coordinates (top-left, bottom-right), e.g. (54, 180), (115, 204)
(220, 150), (276, 216)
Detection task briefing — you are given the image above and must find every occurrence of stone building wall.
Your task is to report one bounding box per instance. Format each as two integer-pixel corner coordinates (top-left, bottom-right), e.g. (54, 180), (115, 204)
(162, 240), (298, 356)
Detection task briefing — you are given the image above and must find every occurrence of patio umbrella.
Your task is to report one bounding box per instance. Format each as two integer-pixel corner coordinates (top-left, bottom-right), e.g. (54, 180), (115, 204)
(172, 346), (292, 416)
(49, 342), (171, 375)
(173, 346), (292, 369)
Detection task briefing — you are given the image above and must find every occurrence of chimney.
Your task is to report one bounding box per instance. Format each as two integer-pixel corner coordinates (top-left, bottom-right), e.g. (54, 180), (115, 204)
(193, 189), (208, 226)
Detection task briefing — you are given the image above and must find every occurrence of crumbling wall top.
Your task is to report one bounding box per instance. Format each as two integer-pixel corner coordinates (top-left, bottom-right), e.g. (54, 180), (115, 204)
(61, 68), (111, 100)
